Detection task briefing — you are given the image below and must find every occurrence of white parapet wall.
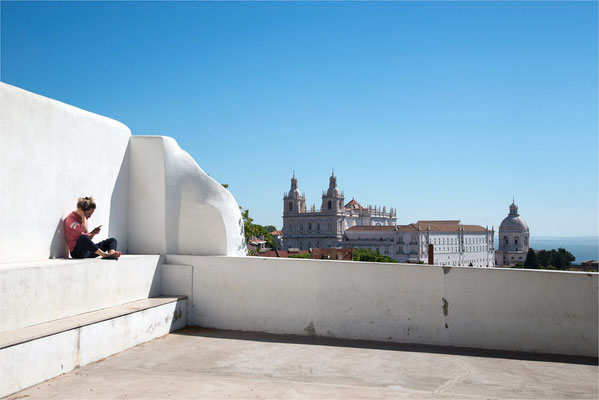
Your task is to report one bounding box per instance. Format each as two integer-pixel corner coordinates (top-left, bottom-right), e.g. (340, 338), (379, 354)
(0, 83), (131, 262)
(0, 255), (163, 333)
(166, 255), (598, 357)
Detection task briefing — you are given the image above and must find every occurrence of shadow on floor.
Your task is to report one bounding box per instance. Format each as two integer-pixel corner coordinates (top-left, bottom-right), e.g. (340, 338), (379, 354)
(173, 326), (598, 366)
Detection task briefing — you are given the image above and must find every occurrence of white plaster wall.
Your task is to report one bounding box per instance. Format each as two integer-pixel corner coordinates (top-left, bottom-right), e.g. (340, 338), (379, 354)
(166, 255), (598, 357)
(0, 83), (130, 262)
(128, 137), (167, 254)
(0, 255), (162, 333)
(128, 136), (246, 256)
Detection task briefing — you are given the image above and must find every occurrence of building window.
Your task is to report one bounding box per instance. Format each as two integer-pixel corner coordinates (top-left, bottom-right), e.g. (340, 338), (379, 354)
(515, 237), (519, 245)
(504, 236), (508, 245)
(317, 223), (320, 231)
(328, 200), (332, 210)
(308, 222), (312, 231)
(288, 202), (293, 211)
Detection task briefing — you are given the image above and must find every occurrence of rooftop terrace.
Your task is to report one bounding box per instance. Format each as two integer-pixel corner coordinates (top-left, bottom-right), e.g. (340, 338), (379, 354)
(1, 83), (597, 398)
(6, 328), (597, 399)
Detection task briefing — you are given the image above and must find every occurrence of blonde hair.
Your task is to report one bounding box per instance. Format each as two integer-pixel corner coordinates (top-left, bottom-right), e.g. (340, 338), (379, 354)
(77, 196), (96, 211)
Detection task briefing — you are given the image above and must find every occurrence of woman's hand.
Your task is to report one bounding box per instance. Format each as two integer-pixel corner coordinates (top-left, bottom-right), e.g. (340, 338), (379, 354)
(90, 225), (102, 235)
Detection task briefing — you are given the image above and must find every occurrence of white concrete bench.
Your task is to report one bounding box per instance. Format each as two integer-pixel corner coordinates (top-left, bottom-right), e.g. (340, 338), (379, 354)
(0, 255), (163, 333)
(0, 296), (187, 397)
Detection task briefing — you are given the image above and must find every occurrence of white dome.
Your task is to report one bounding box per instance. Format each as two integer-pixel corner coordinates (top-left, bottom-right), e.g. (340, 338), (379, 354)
(499, 201), (528, 232)
(499, 215), (529, 232)
(288, 188), (301, 199)
(327, 186), (340, 197)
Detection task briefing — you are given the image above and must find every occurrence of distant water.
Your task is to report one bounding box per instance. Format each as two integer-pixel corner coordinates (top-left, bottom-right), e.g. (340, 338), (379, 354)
(496, 236), (598, 263)
(530, 237), (598, 263)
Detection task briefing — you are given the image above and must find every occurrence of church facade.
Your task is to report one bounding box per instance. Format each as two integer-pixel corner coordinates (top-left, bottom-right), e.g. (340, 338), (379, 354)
(282, 172), (396, 250)
(495, 201), (530, 267)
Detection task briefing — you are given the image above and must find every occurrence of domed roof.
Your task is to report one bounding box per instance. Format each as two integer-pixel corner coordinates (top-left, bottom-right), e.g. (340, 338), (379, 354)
(499, 215), (529, 232)
(499, 202), (529, 232)
(327, 186), (340, 197)
(288, 188), (301, 198)
(326, 171), (341, 197)
(287, 173), (302, 199)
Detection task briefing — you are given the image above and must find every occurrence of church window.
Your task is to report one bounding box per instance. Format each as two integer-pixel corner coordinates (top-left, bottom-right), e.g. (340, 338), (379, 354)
(317, 223), (320, 231)
(289, 202), (293, 211)
(308, 222), (312, 231)
(514, 237), (519, 245)
(504, 236), (508, 245)
(328, 200), (332, 210)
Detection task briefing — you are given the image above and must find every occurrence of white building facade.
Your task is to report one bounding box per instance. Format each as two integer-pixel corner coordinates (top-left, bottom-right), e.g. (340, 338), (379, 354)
(495, 201), (530, 267)
(344, 220), (495, 267)
(282, 173), (396, 250)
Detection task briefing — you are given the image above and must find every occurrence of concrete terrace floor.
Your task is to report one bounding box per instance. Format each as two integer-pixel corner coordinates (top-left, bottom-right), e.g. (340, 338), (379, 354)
(7, 328), (598, 400)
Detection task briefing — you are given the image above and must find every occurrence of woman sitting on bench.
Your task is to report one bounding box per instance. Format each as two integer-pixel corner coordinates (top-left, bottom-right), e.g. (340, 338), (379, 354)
(64, 196), (121, 260)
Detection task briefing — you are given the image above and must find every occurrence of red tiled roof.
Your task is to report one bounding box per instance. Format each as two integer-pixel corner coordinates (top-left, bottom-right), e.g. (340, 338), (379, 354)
(409, 220), (487, 232)
(461, 225), (487, 232)
(254, 249), (311, 258)
(416, 220), (461, 231)
(344, 199), (364, 210)
(397, 224), (418, 231)
(270, 230), (283, 236)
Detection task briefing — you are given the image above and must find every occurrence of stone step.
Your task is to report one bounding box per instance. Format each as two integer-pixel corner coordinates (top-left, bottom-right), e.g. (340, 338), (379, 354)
(0, 255), (163, 333)
(0, 296), (187, 398)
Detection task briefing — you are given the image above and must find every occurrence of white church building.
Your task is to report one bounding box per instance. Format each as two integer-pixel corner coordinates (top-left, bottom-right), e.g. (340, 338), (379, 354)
(344, 221), (496, 267)
(282, 172), (396, 250)
(495, 201), (530, 267)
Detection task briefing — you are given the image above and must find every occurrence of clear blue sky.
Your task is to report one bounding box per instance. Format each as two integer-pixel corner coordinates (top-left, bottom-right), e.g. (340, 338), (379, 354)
(2, 1), (597, 236)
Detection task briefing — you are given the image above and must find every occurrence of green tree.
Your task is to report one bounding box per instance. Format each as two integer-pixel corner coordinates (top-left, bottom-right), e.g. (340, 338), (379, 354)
(240, 207), (277, 251)
(556, 248), (575, 269)
(289, 253), (312, 259)
(352, 248), (398, 263)
(264, 225), (277, 233)
(524, 248), (539, 269)
(525, 248), (574, 270)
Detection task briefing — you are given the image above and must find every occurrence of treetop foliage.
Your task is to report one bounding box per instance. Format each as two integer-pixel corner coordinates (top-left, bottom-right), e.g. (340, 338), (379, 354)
(521, 248), (574, 270)
(240, 207), (277, 252)
(352, 248), (398, 263)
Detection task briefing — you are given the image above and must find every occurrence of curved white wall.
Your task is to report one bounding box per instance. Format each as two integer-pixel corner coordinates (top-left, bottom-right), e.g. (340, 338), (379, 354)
(0, 83), (130, 262)
(1, 83), (245, 261)
(128, 136), (246, 256)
